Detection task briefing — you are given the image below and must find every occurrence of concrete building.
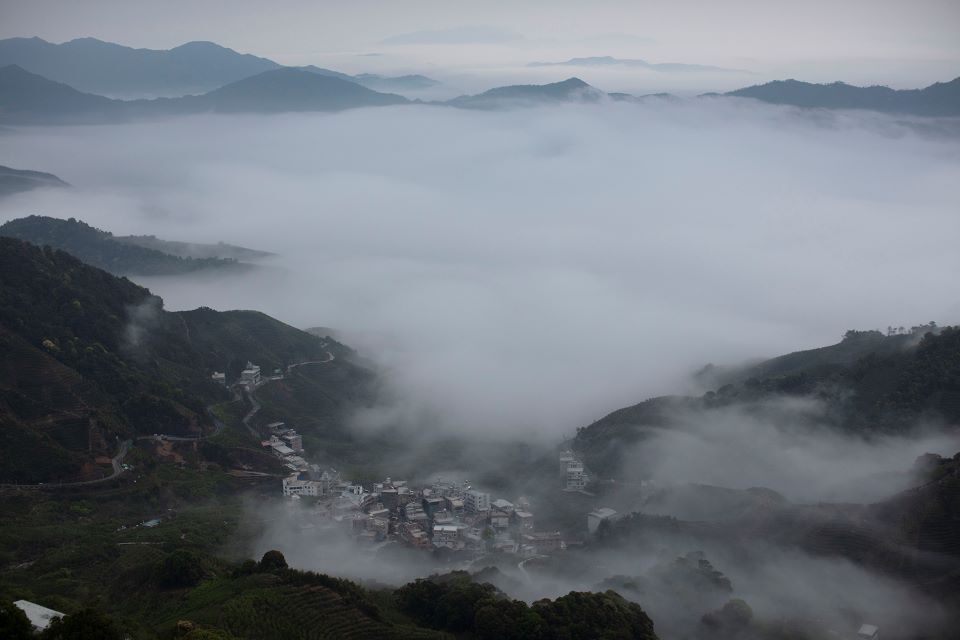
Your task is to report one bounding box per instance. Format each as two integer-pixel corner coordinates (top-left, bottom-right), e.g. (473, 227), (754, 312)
(432, 524), (462, 549)
(522, 531), (564, 554)
(513, 510), (535, 532)
(282, 473), (321, 497)
(464, 489), (491, 513)
(444, 496), (465, 515)
(241, 361), (261, 385)
(399, 522), (431, 549)
(560, 452), (589, 491)
(489, 508), (511, 530)
(281, 431), (303, 452)
(422, 496), (445, 518)
(587, 507), (618, 534)
(211, 371), (226, 386)
(14, 600), (64, 632)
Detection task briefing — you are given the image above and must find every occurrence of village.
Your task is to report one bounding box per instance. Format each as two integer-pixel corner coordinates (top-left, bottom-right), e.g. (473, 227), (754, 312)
(214, 359), (622, 561)
(269, 428), (618, 558)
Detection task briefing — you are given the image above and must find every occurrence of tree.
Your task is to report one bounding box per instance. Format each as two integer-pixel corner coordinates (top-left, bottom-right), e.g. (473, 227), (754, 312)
(40, 608), (123, 640)
(0, 601), (33, 640)
(258, 549), (288, 571)
(158, 549), (205, 588)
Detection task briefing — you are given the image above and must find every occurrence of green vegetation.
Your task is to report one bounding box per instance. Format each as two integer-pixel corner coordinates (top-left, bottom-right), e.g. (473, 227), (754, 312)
(0, 216), (244, 276)
(575, 325), (960, 475)
(396, 571), (658, 640)
(0, 237), (341, 481)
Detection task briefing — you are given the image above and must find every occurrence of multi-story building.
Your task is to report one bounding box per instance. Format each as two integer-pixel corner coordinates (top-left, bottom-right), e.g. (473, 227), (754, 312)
(241, 362), (261, 386)
(432, 524), (462, 549)
(464, 489), (491, 513)
(560, 452), (589, 491)
(282, 473), (321, 497)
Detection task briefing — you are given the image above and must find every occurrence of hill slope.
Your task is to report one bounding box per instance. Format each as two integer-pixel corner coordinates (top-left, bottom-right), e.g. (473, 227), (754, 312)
(0, 165), (68, 197)
(0, 237), (341, 482)
(0, 216), (245, 276)
(576, 326), (960, 475)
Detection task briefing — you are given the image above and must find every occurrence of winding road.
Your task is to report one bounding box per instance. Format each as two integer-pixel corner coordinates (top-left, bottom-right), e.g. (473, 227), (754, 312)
(1, 351), (337, 490)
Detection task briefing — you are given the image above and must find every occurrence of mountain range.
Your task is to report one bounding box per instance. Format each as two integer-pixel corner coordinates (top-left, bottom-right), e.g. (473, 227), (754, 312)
(0, 36), (956, 123)
(0, 64), (409, 123)
(0, 36), (441, 97)
(725, 77), (960, 116)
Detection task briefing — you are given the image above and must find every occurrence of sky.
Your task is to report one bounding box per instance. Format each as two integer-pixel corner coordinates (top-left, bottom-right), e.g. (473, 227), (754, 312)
(1, 0), (959, 93)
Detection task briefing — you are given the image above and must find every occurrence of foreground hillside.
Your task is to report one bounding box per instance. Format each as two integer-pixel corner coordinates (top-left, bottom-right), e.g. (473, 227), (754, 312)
(0, 237), (344, 482)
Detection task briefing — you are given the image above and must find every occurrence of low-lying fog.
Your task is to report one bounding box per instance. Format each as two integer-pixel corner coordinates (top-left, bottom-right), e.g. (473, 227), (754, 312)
(2, 99), (959, 440)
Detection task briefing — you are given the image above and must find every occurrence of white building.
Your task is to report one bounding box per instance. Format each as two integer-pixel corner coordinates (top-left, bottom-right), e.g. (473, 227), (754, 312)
(14, 600), (64, 632)
(560, 452), (589, 491)
(587, 507), (618, 534)
(211, 371), (226, 386)
(857, 624), (880, 640)
(464, 489), (491, 513)
(282, 474), (321, 497)
(241, 361), (261, 385)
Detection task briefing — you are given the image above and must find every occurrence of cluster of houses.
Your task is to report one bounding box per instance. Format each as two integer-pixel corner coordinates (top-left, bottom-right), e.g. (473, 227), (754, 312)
(211, 361), (282, 389)
(279, 471), (565, 557)
(262, 422), (315, 473)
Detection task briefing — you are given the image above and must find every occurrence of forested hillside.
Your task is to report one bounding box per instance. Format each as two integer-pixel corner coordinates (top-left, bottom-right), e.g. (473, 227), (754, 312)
(0, 216), (245, 276)
(0, 237), (340, 482)
(576, 327), (960, 476)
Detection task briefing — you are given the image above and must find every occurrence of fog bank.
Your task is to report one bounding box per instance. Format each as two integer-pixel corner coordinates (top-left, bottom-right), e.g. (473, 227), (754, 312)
(1, 99), (959, 437)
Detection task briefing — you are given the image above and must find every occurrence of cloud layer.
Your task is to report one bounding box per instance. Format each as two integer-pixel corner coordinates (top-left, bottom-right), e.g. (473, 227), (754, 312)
(1, 99), (959, 440)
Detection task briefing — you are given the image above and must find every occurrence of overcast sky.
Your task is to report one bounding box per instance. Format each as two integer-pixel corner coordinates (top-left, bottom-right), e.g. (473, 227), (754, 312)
(2, 0), (958, 92)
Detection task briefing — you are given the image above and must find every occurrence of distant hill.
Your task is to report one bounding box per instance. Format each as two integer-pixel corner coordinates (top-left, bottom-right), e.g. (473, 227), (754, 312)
(0, 236), (342, 482)
(114, 234), (273, 261)
(183, 67), (408, 113)
(725, 77), (960, 116)
(0, 64), (124, 123)
(0, 215), (249, 275)
(529, 56), (748, 74)
(447, 77), (604, 109)
(0, 65), (409, 123)
(0, 164), (68, 197)
(0, 36), (280, 96)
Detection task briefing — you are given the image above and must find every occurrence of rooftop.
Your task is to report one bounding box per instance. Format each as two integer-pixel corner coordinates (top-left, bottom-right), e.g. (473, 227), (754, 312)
(14, 600), (64, 631)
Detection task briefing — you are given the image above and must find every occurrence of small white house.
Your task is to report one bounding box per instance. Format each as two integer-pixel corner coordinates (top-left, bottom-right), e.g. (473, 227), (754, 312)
(14, 600), (64, 632)
(857, 624), (880, 640)
(241, 361), (261, 385)
(211, 371), (226, 386)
